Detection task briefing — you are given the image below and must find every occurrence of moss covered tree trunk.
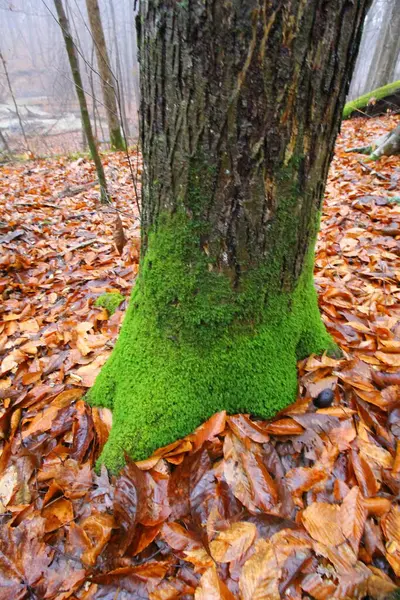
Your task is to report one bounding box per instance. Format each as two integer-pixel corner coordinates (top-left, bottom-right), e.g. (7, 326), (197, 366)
(89, 0), (371, 472)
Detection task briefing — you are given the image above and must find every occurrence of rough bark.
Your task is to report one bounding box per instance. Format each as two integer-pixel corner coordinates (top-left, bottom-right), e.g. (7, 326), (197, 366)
(89, 0), (371, 472)
(85, 0), (124, 151)
(53, 0), (109, 204)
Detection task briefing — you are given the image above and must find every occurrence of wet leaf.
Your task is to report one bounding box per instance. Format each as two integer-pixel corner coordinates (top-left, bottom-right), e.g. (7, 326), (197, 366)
(209, 522), (257, 563)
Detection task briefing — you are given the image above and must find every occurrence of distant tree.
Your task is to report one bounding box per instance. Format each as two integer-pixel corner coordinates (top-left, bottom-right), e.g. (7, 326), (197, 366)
(85, 0), (124, 151)
(53, 0), (109, 203)
(89, 0), (371, 473)
(0, 48), (30, 154)
(108, 0), (130, 139)
(367, 0), (400, 90)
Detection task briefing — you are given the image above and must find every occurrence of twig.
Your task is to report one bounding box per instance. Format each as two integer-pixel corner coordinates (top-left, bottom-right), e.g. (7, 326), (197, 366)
(357, 160), (389, 181)
(57, 181), (96, 198)
(60, 239), (98, 255)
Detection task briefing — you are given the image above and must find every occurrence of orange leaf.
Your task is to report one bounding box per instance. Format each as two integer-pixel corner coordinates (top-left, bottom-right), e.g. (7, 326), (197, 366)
(42, 498), (74, 532)
(195, 566), (236, 600)
(302, 502), (345, 546)
(340, 487), (367, 554)
(209, 522), (256, 563)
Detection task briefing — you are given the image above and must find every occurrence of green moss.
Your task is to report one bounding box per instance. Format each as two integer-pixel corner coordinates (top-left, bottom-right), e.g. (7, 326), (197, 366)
(343, 80), (400, 119)
(94, 292), (124, 316)
(88, 205), (335, 473)
(109, 128), (126, 152)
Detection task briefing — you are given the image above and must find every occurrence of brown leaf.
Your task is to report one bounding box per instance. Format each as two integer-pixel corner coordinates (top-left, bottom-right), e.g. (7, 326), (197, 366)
(223, 432), (278, 513)
(114, 213), (127, 255)
(239, 539), (281, 600)
(113, 459), (146, 554)
(80, 513), (114, 566)
(209, 522), (257, 563)
(264, 418), (304, 435)
(195, 566), (236, 600)
(302, 502), (345, 546)
(363, 496), (392, 517)
(227, 414), (270, 443)
(286, 467), (326, 503)
(42, 497), (74, 532)
(188, 411), (226, 451)
(340, 487), (367, 554)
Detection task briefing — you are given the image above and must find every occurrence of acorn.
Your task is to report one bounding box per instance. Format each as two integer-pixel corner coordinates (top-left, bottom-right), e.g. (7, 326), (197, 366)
(313, 388), (334, 408)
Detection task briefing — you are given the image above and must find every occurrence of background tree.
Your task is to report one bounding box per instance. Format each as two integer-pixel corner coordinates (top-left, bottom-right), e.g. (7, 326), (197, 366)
(85, 0), (124, 150)
(54, 0), (109, 203)
(349, 0), (400, 99)
(367, 0), (400, 90)
(0, 48), (31, 154)
(88, 0), (371, 472)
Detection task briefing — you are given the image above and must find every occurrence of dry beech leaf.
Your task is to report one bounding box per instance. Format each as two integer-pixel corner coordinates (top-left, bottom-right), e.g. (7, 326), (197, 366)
(42, 497), (74, 532)
(239, 539), (281, 600)
(302, 502), (345, 546)
(195, 566), (236, 600)
(114, 213), (127, 255)
(0, 465), (18, 513)
(209, 522), (257, 563)
(340, 486), (367, 554)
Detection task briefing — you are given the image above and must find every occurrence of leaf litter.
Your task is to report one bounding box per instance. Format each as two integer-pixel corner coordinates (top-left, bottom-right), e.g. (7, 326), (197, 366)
(0, 116), (399, 599)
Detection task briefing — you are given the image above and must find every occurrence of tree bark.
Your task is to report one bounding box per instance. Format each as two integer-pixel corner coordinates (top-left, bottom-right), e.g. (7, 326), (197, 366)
(53, 0), (109, 204)
(85, 0), (124, 151)
(89, 0), (371, 472)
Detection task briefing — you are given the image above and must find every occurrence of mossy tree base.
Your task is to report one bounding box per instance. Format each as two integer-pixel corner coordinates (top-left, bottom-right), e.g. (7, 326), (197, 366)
(88, 213), (335, 473)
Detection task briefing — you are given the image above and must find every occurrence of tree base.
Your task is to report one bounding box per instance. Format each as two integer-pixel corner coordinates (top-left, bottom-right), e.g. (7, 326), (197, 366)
(87, 286), (335, 474)
(87, 211), (336, 472)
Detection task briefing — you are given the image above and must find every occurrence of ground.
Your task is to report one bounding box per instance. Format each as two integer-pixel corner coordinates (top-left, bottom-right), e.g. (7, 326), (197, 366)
(0, 114), (399, 599)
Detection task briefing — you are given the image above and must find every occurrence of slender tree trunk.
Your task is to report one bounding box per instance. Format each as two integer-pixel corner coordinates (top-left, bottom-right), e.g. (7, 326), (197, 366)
(53, 0), (109, 204)
(0, 49), (30, 154)
(367, 0), (400, 90)
(108, 0), (130, 140)
(0, 130), (10, 155)
(380, 0), (400, 85)
(89, 0), (371, 472)
(85, 0), (124, 151)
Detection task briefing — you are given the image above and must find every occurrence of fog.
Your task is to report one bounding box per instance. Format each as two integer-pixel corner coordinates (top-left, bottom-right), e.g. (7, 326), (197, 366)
(0, 0), (398, 154)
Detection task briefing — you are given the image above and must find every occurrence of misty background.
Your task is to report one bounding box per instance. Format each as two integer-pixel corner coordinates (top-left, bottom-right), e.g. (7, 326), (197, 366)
(0, 0), (399, 155)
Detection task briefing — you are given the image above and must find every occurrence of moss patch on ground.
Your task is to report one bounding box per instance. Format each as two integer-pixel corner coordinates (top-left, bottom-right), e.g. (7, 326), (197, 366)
(95, 292), (124, 316)
(343, 80), (400, 119)
(87, 210), (335, 473)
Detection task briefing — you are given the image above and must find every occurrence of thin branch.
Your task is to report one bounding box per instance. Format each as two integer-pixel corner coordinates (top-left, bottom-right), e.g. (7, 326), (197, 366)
(0, 48), (31, 153)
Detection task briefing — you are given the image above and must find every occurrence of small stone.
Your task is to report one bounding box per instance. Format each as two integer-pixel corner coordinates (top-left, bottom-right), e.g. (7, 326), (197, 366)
(313, 388), (334, 408)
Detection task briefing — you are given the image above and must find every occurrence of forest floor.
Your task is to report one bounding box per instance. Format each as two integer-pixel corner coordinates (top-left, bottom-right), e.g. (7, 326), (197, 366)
(0, 114), (400, 600)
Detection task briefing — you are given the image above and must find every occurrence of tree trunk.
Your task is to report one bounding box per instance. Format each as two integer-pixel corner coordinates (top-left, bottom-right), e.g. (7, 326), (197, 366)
(108, 0), (130, 140)
(89, 0), (371, 472)
(367, 0), (400, 91)
(53, 0), (109, 204)
(0, 49), (31, 154)
(85, 0), (124, 151)
(380, 0), (400, 85)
